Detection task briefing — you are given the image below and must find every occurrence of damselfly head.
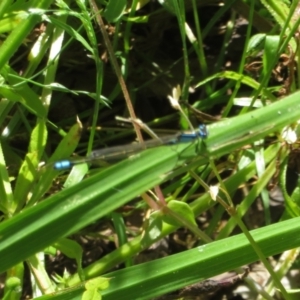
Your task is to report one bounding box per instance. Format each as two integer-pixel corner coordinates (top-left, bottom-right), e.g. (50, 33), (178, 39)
(198, 124), (208, 139)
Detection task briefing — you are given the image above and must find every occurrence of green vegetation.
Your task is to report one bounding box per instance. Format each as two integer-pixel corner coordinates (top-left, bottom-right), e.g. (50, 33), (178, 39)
(1, 0), (300, 299)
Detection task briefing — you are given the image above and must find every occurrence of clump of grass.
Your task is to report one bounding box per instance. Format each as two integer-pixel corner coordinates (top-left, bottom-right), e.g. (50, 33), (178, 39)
(1, 1), (300, 299)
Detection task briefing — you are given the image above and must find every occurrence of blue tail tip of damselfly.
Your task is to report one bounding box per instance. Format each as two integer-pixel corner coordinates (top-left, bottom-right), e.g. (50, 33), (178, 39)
(53, 160), (73, 170)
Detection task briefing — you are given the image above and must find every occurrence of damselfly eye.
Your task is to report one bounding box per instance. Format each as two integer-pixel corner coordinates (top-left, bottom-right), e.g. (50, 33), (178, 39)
(198, 124), (208, 139)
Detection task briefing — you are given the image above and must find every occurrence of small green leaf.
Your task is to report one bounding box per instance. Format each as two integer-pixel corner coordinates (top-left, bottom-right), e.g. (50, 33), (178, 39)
(246, 33), (266, 56)
(147, 211), (163, 239)
(54, 238), (83, 260)
(163, 200), (196, 227)
(141, 211), (164, 247)
(82, 289), (101, 300)
(262, 35), (280, 78)
(85, 277), (110, 291)
(81, 277), (110, 300)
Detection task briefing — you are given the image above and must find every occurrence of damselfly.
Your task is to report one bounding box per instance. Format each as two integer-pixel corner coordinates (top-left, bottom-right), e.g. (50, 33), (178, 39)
(52, 124), (208, 170)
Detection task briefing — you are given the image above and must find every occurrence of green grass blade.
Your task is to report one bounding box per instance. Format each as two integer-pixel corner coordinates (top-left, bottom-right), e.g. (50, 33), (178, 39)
(35, 216), (300, 300)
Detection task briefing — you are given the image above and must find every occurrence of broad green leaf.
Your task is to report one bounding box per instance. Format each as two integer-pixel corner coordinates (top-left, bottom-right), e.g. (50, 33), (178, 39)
(163, 200), (196, 227)
(35, 217), (300, 299)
